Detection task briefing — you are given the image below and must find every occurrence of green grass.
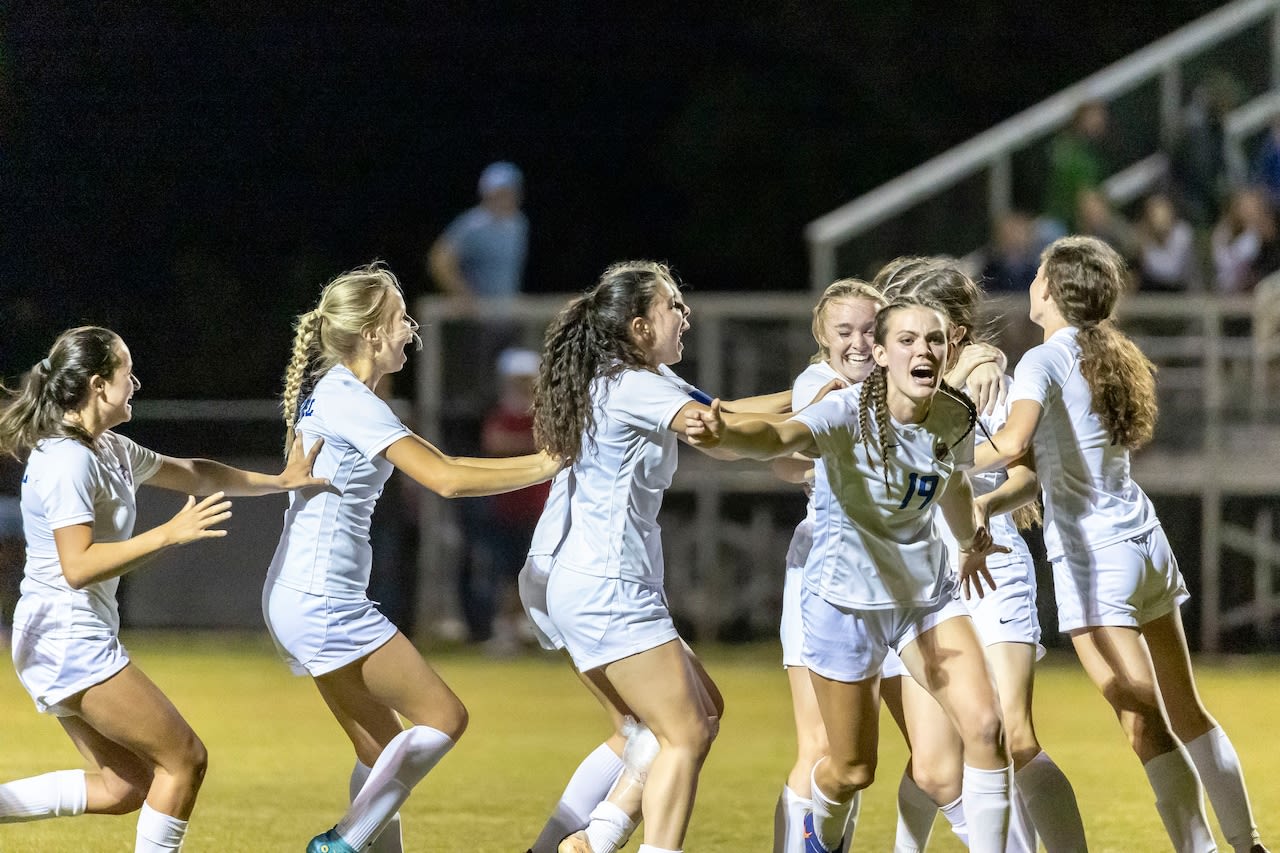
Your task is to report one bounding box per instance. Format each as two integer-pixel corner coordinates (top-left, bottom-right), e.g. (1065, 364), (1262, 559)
(1, 635), (1276, 852)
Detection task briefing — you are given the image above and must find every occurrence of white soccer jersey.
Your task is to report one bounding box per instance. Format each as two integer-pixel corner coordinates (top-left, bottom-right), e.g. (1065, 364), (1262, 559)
(1007, 327), (1159, 562)
(527, 467), (573, 559)
(792, 384), (976, 610)
(550, 365), (697, 584)
(784, 361), (841, 570)
(266, 364), (412, 598)
(16, 433), (162, 638)
(937, 378), (1033, 573)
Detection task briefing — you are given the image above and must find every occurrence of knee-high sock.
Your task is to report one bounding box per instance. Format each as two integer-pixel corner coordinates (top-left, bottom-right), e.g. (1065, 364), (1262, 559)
(1007, 787), (1036, 853)
(0, 769), (87, 823)
(940, 795), (969, 846)
(335, 725), (454, 849)
(135, 802), (188, 853)
(532, 742), (625, 853)
(351, 761), (402, 853)
(962, 764), (1011, 853)
(1184, 726), (1262, 853)
(893, 772), (937, 853)
(810, 765), (861, 852)
(1015, 750), (1086, 852)
(1143, 747), (1216, 853)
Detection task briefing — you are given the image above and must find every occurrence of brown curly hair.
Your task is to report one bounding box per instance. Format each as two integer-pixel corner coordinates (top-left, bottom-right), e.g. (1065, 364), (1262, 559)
(1041, 236), (1157, 449)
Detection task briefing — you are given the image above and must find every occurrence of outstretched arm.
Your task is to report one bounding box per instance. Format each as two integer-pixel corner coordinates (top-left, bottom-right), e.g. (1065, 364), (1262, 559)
(145, 434), (330, 496)
(384, 434), (560, 498)
(972, 399), (1043, 474)
(682, 399), (818, 460)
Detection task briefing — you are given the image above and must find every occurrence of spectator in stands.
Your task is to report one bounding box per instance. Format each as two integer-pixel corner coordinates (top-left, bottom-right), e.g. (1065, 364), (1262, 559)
(1075, 188), (1139, 268)
(0, 456), (20, 649)
(1212, 186), (1280, 293)
(428, 161), (528, 306)
(1135, 192), (1196, 292)
(1171, 70), (1244, 228)
(981, 211), (1040, 293)
(1250, 118), (1280, 212)
(1044, 100), (1110, 231)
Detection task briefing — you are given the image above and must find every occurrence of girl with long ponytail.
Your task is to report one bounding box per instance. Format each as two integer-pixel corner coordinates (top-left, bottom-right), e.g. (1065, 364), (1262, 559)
(979, 235), (1268, 852)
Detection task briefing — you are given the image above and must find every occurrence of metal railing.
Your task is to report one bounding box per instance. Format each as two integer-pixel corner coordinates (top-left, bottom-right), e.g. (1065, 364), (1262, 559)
(806, 0), (1280, 290)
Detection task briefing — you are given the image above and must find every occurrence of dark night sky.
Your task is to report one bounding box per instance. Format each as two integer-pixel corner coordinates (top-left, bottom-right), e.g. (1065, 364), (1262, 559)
(2, 1), (1230, 395)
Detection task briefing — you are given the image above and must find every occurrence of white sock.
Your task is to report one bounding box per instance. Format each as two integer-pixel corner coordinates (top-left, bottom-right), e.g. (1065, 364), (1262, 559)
(1143, 747), (1216, 853)
(532, 742), (625, 853)
(1184, 726), (1261, 852)
(584, 800), (636, 853)
(810, 765), (860, 852)
(0, 769), (87, 823)
(636, 846), (680, 853)
(962, 764), (1011, 853)
(1015, 750), (1086, 852)
(775, 785), (809, 853)
(351, 761), (402, 853)
(135, 802), (188, 853)
(940, 795), (969, 846)
(335, 725), (454, 849)
(893, 772), (937, 853)
(1007, 787), (1036, 853)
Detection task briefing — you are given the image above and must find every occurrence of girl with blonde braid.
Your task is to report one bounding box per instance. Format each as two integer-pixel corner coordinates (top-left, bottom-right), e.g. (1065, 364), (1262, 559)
(263, 262), (560, 853)
(977, 236), (1268, 853)
(688, 297), (1013, 853)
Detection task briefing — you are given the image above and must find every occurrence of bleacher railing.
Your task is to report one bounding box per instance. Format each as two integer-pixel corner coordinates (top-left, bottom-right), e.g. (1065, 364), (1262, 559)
(805, 0), (1280, 290)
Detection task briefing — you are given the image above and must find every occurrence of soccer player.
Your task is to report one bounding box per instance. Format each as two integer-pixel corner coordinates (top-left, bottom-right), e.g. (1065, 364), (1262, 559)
(976, 236), (1268, 853)
(687, 296), (1014, 853)
(0, 326), (327, 851)
(264, 263), (560, 853)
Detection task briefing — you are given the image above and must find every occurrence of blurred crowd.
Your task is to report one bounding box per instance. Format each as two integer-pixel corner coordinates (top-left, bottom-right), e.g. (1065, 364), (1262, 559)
(979, 76), (1280, 297)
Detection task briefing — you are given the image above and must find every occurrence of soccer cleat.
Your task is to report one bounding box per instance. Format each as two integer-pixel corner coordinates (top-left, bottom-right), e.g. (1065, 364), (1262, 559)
(306, 827), (358, 853)
(802, 811), (843, 853)
(557, 830), (594, 853)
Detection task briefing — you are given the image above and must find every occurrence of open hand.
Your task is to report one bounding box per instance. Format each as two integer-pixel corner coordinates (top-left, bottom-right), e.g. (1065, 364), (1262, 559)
(958, 526), (1012, 600)
(281, 434), (332, 492)
(164, 492), (233, 546)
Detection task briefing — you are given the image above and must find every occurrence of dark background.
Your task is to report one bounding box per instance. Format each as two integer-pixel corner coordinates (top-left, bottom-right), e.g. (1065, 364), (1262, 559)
(2, 2), (1227, 396)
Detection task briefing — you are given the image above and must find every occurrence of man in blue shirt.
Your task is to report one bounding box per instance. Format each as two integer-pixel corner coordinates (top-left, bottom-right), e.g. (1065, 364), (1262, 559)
(429, 161), (529, 302)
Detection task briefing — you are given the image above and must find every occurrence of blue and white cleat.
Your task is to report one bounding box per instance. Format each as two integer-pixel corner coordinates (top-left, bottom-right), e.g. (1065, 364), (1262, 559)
(802, 811), (843, 853)
(307, 827), (358, 853)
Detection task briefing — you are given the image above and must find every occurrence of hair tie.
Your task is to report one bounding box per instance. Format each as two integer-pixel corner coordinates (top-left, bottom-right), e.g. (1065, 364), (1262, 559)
(39, 358), (51, 371)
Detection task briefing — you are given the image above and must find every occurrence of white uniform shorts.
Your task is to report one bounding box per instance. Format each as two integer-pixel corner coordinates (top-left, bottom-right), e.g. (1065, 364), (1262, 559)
(964, 556), (1044, 653)
(1052, 525), (1189, 633)
(801, 583), (969, 684)
(518, 555), (565, 652)
(545, 564), (680, 672)
(780, 565), (805, 668)
(263, 583), (398, 677)
(11, 626), (130, 717)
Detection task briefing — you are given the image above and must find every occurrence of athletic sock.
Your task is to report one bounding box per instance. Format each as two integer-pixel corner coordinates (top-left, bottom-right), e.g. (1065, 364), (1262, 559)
(583, 800), (635, 853)
(1007, 787), (1036, 853)
(635, 846), (680, 853)
(775, 784), (809, 853)
(893, 771), (938, 853)
(810, 765), (860, 852)
(0, 769), (87, 822)
(1184, 726), (1262, 852)
(962, 764), (1011, 853)
(1143, 747), (1216, 853)
(335, 725), (454, 849)
(351, 761), (402, 853)
(1014, 750), (1086, 852)
(532, 742), (625, 853)
(940, 795), (969, 846)
(134, 802), (188, 853)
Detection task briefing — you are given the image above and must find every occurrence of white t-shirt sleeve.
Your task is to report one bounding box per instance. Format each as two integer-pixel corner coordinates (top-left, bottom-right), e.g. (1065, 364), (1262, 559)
(612, 370), (698, 433)
(792, 391), (857, 449)
(33, 444), (97, 531)
(114, 433), (163, 487)
(323, 391), (413, 461)
(1008, 344), (1057, 407)
(952, 420), (976, 470)
(792, 365), (834, 411)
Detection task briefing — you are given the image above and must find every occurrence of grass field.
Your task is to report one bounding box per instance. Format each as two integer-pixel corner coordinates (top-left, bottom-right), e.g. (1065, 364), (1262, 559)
(0, 634), (1275, 852)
